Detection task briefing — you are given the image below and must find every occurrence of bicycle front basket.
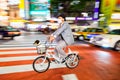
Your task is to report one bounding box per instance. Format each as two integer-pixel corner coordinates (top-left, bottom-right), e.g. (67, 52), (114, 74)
(37, 44), (46, 54)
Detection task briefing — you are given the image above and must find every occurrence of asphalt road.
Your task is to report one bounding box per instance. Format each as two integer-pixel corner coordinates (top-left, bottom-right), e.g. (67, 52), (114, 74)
(0, 31), (120, 80)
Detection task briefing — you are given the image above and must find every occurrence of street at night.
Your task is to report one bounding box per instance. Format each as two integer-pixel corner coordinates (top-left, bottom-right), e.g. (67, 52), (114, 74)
(0, 31), (120, 80)
(0, 0), (120, 80)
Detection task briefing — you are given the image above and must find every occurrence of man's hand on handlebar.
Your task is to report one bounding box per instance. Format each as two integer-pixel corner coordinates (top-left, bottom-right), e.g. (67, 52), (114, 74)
(48, 35), (55, 42)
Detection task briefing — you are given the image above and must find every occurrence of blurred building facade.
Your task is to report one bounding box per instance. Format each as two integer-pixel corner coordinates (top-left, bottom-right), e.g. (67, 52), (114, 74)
(100, 0), (120, 30)
(0, 0), (120, 30)
(0, 0), (9, 26)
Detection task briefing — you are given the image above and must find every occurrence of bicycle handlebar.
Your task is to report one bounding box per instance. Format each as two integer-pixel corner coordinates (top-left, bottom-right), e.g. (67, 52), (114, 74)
(33, 40), (56, 47)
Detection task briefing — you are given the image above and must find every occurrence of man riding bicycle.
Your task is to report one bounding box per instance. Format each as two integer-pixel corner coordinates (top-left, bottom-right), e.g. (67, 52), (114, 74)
(48, 14), (74, 62)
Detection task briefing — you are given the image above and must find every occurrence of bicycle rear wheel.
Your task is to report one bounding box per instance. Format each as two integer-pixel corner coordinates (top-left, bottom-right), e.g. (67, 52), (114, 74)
(33, 56), (50, 73)
(65, 54), (80, 69)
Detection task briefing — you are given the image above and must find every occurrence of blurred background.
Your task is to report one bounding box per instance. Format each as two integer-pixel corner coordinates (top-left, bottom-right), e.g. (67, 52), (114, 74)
(0, 0), (120, 32)
(0, 1), (120, 79)
(0, 0), (120, 49)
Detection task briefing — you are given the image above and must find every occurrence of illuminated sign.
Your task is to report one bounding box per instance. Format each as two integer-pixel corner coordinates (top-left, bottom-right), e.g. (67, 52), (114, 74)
(115, 0), (120, 10)
(19, 0), (25, 18)
(8, 0), (19, 5)
(75, 0), (100, 21)
(111, 13), (120, 19)
(30, 0), (50, 21)
(24, 0), (30, 19)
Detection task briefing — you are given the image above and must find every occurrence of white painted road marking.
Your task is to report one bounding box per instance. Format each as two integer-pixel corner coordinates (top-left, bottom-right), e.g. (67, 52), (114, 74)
(0, 47), (66, 74)
(0, 63), (66, 74)
(0, 50), (36, 54)
(62, 74), (78, 80)
(0, 44), (33, 47)
(0, 47), (35, 50)
(0, 56), (37, 62)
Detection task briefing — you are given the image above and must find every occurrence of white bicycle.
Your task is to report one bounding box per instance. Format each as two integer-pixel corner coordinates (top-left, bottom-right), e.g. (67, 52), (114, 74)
(32, 40), (80, 73)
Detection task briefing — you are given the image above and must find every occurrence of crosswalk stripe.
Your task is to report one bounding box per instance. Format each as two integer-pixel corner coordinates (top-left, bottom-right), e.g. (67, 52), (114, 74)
(3, 41), (34, 44)
(0, 53), (37, 57)
(0, 41), (35, 47)
(0, 50), (36, 54)
(0, 46), (69, 75)
(0, 44), (33, 47)
(0, 63), (66, 74)
(62, 74), (78, 80)
(0, 47), (35, 50)
(0, 56), (38, 62)
(0, 60), (33, 67)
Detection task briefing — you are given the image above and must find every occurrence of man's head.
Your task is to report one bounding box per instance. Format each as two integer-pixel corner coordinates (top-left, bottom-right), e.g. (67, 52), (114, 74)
(57, 14), (66, 24)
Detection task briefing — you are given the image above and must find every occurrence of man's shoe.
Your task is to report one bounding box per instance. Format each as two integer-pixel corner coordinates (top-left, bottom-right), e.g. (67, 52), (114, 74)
(61, 59), (65, 63)
(61, 57), (67, 63)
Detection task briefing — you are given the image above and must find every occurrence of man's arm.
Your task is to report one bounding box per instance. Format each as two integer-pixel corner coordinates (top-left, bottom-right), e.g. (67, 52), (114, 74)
(52, 23), (68, 37)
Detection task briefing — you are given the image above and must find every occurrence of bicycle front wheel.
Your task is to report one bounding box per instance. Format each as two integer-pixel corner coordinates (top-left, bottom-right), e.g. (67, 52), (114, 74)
(65, 54), (80, 69)
(33, 56), (50, 73)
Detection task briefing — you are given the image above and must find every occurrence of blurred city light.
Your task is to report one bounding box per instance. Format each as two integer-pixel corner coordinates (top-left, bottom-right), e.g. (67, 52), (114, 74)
(0, 0), (119, 31)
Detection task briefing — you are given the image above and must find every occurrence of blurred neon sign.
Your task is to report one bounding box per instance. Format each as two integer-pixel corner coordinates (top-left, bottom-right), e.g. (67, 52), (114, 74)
(30, 0), (50, 21)
(76, 0), (100, 21)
